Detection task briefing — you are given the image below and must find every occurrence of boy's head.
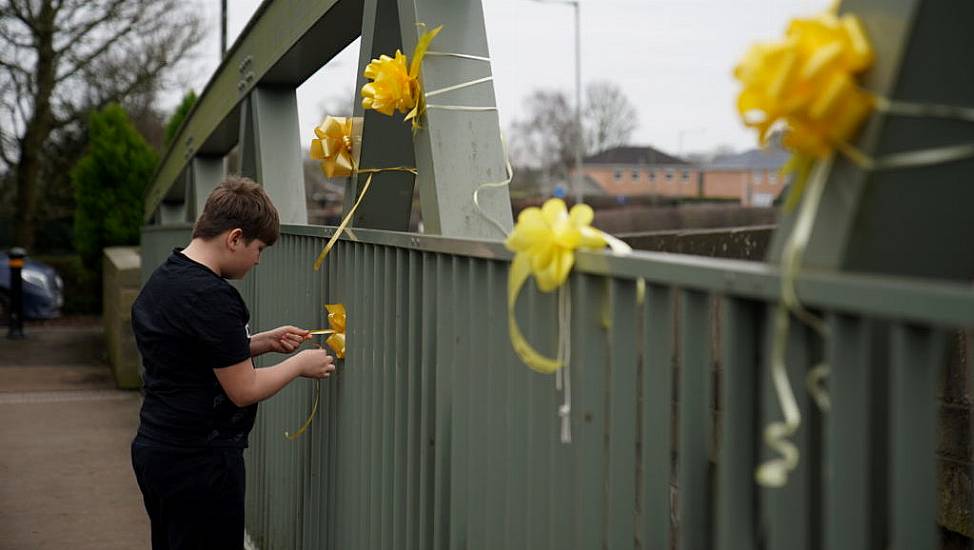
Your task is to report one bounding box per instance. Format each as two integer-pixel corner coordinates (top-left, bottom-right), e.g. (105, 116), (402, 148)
(193, 176), (280, 279)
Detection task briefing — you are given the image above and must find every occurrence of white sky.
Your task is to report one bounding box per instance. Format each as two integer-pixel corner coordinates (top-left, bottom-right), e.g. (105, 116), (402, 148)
(179, 0), (830, 157)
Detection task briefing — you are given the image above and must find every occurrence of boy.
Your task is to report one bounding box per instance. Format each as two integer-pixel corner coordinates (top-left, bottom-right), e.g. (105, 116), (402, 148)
(130, 176), (334, 549)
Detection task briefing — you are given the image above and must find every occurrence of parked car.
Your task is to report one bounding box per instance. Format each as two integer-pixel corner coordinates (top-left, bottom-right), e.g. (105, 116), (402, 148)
(0, 252), (64, 322)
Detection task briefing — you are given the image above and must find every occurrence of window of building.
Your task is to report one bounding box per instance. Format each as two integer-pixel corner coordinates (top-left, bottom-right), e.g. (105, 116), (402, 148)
(769, 171), (778, 185)
(649, 170), (656, 182)
(682, 169), (690, 182)
(613, 169), (622, 182)
(632, 168), (640, 180)
(666, 168), (674, 181)
(752, 170), (763, 184)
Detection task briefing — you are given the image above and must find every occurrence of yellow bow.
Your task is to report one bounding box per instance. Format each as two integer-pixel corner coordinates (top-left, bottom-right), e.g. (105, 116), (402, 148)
(504, 199), (608, 373)
(323, 304), (346, 359)
(286, 303), (346, 440)
(309, 303), (346, 359)
(361, 25), (443, 130)
(309, 116), (355, 178)
(734, 10), (874, 158)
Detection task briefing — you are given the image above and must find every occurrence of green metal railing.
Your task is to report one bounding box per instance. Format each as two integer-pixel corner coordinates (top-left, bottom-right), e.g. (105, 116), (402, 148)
(141, 224), (974, 550)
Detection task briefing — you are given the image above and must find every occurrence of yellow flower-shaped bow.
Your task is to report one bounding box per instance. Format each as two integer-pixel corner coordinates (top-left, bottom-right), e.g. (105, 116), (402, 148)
(309, 303), (346, 359)
(734, 10), (874, 157)
(361, 25), (442, 129)
(506, 199), (607, 292)
(324, 304), (346, 359)
(505, 199), (608, 373)
(309, 116), (355, 178)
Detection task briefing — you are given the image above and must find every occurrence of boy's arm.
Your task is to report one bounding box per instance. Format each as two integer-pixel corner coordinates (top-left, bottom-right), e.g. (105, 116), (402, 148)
(214, 349), (334, 407)
(249, 325), (310, 356)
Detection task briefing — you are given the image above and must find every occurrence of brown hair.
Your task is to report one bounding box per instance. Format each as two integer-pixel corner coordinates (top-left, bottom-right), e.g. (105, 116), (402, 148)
(192, 176), (280, 245)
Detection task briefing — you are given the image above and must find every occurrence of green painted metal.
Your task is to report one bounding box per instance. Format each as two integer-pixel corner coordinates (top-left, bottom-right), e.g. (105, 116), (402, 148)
(717, 297), (761, 550)
(642, 284), (674, 550)
(890, 324), (945, 550)
(677, 290), (713, 550)
(763, 317), (819, 550)
(826, 315), (885, 550)
(396, 0), (514, 238)
(139, 225), (193, 287)
(138, 224), (974, 550)
(143, 0), (362, 221)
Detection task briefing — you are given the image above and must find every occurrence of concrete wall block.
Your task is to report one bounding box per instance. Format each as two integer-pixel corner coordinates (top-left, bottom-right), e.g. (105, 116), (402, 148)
(102, 246), (143, 390)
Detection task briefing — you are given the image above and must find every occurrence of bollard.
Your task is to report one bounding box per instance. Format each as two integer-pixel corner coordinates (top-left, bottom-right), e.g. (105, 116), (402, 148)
(7, 247), (26, 339)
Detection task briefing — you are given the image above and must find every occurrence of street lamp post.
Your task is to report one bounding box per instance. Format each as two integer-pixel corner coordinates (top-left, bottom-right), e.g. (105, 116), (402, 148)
(529, 0), (583, 205)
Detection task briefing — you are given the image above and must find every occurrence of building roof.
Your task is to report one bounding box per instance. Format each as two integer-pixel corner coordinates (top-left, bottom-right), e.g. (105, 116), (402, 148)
(584, 146), (688, 166)
(708, 146), (790, 170)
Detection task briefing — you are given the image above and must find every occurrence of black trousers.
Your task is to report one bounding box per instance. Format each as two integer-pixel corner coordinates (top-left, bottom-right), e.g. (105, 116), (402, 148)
(131, 436), (246, 550)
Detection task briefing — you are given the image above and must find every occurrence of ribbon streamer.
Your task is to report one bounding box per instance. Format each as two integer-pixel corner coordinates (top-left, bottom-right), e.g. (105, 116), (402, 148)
(312, 166), (417, 271)
(285, 378), (320, 441)
(756, 156), (831, 487)
(285, 305), (346, 440)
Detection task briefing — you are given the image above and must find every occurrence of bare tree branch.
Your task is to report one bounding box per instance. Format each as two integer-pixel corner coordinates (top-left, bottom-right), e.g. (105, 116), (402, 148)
(55, 16), (140, 82)
(4, 0), (206, 247)
(53, 0), (129, 55)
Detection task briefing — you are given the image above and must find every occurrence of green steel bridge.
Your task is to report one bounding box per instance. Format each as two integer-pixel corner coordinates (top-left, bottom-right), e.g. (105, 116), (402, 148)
(140, 0), (974, 548)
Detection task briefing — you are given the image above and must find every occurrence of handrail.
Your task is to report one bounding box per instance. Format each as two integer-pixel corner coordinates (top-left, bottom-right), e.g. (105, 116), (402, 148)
(281, 223), (974, 327)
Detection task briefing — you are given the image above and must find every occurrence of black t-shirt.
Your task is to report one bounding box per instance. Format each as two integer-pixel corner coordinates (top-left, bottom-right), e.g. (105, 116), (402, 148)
(132, 249), (257, 448)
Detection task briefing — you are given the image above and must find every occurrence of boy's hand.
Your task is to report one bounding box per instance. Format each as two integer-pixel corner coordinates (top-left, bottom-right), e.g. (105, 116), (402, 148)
(296, 349), (336, 379)
(260, 325), (311, 354)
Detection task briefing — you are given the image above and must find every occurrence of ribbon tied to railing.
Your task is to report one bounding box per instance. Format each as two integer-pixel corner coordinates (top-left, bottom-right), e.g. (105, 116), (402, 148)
(735, 6), (974, 488)
(504, 198), (637, 443)
(309, 115), (417, 271)
(285, 304), (347, 440)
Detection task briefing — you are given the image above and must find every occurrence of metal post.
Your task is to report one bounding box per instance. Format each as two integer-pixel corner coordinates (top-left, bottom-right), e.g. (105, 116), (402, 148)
(7, 247), (26, 339)
(528, 0), (583, 204)
(572, 0), (583, 205)
(220, 0), (228, 58)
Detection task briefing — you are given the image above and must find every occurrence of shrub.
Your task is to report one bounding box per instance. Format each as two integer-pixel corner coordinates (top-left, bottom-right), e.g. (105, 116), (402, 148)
(72, 104), (158, 272)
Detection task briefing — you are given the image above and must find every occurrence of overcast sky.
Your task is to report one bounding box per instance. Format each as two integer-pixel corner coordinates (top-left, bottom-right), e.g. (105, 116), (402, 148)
(181, 0), (830, 157)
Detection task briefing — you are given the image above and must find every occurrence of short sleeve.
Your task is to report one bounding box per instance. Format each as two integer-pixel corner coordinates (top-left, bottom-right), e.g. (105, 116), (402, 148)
(187, 283), (252, 368)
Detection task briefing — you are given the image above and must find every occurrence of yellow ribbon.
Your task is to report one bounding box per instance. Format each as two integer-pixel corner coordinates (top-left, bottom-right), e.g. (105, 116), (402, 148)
(742, 7), (974, 488)
(504, 198), (632, 373)
(309, 116), (355, 178)
(735, 10), (874, 159)
(307, 112), (416, 271)
(285, 304), (347, 440)
(361, 25), (443, 131)
(320, 303), (346, 359)
(312, 166), (417, 271)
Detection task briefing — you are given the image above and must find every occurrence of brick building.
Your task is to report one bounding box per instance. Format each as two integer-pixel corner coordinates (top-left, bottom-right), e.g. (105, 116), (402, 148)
(577, 144), (791, 205)
(578, 146), (701, 198)
(703, 146), (791, 206)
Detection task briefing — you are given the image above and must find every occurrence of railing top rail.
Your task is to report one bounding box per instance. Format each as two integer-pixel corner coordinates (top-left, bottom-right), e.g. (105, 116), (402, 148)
(143, 0), (363, 221)
(281, 223), (974, 327)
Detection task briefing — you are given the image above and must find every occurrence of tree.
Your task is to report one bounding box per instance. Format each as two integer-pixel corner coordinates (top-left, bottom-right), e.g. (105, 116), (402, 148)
(0, 0), (204, 249)
(510, 90), (578, 176)
(164, 90), (197, 147)
(510, 80), (638, 175)
(583, 81), (638, 155)
(71, 103), (157, 270)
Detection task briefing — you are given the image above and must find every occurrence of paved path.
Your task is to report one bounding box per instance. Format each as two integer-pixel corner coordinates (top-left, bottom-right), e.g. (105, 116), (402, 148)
(0, 321), (149, 549)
